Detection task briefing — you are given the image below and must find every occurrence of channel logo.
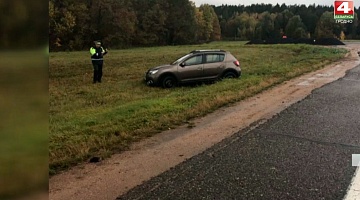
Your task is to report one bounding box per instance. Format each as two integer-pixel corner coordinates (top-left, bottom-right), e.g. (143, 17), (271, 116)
(334, 0), (354, 20)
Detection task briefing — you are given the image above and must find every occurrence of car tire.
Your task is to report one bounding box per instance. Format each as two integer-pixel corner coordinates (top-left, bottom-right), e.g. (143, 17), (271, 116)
(222, 71), (237, 79)
(161, 75), (177, 88)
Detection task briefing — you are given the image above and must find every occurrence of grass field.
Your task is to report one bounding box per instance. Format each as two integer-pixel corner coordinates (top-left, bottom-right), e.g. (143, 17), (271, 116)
(0, 51), (48, 198)
(49, 41), (347, 174)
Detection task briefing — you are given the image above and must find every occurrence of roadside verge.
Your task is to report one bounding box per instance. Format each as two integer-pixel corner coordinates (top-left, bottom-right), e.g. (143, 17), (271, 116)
(49, 44), (360, 200)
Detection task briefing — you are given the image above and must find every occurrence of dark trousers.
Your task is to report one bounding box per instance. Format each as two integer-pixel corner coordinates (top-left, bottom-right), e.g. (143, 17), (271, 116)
(92, 62), (103, 83)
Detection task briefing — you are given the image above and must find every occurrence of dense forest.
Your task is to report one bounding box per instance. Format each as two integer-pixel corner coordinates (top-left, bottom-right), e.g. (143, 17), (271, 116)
(49, 0), (360, 51)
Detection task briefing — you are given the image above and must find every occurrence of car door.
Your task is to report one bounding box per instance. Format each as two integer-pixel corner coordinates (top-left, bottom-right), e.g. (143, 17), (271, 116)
(177, 54), (204, 82)
(203, 53), (226, 78)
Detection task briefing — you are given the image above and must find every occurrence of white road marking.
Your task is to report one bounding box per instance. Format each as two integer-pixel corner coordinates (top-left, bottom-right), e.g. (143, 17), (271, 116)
(316, 73), (331, 77)
(297, 80), (311, 86)
(344, 167), (360, 200)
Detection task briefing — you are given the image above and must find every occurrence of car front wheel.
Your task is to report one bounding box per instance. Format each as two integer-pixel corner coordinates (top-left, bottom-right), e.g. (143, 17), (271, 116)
(161, 76), (177, 88)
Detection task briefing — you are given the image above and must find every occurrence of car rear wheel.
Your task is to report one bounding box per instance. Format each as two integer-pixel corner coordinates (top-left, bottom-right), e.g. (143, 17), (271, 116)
(222, 71), (237, 79)
(161, 76), (177, 88)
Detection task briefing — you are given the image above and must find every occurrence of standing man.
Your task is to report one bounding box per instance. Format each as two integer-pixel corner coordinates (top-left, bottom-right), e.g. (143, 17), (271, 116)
(90, 41), (108, 83)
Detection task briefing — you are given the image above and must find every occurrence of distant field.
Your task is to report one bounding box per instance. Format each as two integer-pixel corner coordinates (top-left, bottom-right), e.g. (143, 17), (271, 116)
(49, 41), (347, 174)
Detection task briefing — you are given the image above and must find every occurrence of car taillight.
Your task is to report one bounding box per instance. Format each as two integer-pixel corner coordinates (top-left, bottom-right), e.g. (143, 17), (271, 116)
(233, 60), (240, 67)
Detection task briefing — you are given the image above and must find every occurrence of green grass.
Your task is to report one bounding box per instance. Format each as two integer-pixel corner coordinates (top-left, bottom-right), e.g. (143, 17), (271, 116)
(49, 41), (347, 174)
(0, 51), (48, 198)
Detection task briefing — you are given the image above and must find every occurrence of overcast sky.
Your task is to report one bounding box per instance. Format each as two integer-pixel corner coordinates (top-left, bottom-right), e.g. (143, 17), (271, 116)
(192, 0), (360, 8)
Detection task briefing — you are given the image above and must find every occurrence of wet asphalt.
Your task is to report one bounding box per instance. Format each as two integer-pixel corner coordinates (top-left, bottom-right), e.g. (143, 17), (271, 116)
(117, 66), (360, 200)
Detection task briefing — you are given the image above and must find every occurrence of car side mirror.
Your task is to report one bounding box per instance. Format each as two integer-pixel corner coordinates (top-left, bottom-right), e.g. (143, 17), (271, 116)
(180, 62), (186, 67)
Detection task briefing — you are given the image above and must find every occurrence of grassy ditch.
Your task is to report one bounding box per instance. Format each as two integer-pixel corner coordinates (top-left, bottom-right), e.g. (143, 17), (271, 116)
(49, 41), (347, 174)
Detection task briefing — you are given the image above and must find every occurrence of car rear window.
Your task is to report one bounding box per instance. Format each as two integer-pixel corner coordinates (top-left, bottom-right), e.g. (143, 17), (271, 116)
(205, 54), (225, 63)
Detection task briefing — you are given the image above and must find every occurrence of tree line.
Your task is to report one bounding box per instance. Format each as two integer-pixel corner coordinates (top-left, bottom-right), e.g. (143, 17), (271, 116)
(215, 4), (358, 41)
(50, 0), (220, 51)
(49, 0), (360, 51)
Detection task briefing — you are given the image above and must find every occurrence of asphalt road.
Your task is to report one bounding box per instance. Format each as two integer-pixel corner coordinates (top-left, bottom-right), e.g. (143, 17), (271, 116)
(117, 65), (360, 200)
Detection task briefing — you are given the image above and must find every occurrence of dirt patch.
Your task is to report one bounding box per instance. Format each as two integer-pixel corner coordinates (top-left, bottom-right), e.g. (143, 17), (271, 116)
(49, 44), (360, 200)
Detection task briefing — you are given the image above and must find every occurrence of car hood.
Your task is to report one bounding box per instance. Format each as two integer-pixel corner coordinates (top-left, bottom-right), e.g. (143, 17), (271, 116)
(149, 64), (172, 71)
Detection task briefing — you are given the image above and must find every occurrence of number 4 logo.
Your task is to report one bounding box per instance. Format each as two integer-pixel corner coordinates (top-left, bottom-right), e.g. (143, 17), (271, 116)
(338, 2), (351, 13)
(334, 0), (354, 15)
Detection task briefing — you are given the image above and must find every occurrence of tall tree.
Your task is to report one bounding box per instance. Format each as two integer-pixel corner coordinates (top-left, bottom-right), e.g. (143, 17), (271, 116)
(49, 0), (76, 50)
(165, 0), (197, 44)
(67, 1), (92, 50)
(315, 11), (343, 38)
(199, 4), (215, 42)
(89, 0), (137, 48)
(259, 12), (275, 39)
(195, 8), (207, 42)
(280, 9), (294, 31)
(211, 10), (222, 41)
(285, 15), (307, 38)
(344, 13), (358, 39)
(196, 4), (221, 42)
(133, 0), (168, 46)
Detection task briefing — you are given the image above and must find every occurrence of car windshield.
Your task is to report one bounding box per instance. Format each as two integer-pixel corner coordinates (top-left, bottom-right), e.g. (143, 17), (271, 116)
(171, 54), (192, 65)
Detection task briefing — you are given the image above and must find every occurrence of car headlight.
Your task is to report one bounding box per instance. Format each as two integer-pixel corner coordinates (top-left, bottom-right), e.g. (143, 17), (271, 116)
(149, 69), (158, 75)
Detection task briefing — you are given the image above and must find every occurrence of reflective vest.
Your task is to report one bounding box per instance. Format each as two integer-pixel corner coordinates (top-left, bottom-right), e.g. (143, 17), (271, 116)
(90, 47), (106, 61)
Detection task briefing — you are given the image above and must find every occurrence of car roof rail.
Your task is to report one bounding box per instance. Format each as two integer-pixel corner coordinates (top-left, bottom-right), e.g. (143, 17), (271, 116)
(190, 49), (226, 53)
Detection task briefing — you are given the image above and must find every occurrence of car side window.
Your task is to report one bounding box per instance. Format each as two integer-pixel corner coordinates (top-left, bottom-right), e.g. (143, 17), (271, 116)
(184, 55), (203, 66)
(205, 54), (225, 63)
